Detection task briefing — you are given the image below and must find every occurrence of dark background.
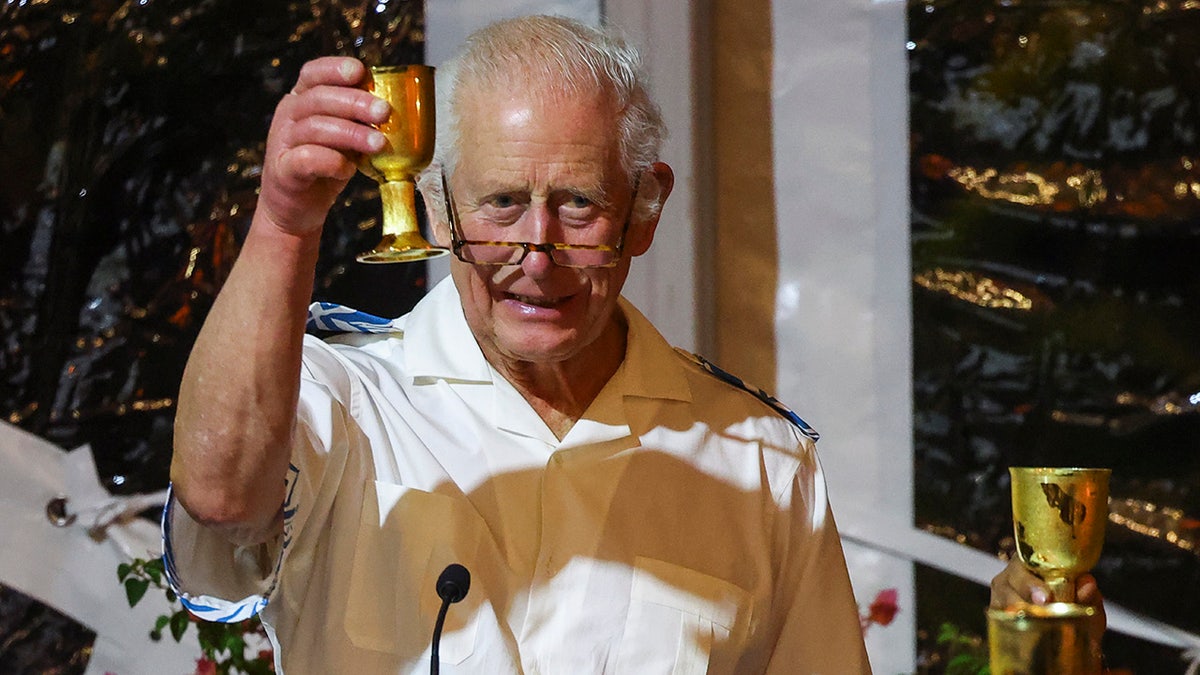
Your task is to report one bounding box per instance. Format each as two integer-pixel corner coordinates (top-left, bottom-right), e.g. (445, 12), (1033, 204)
(910, 0), (1200, 672)
(0, 0), (426, 670)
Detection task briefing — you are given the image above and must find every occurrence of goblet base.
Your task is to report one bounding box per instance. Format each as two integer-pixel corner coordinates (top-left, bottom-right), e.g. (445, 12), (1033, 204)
(357, 233), (450, 264)
(987, 603), (1102, 675)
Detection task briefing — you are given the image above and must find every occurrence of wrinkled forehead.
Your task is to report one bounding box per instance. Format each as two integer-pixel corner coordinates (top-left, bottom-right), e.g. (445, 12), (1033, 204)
(453, 52), (614, 103)
(456, 69), (619, 124)
(452, 81), (624, 173)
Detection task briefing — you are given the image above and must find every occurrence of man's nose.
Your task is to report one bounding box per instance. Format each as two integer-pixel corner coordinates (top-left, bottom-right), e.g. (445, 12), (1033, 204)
(520, 245), (558, 276)
(521, 201), (557, 242)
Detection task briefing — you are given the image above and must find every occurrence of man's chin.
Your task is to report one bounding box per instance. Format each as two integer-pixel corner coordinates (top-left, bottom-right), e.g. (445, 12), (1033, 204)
(495, 331), (582, 365)
(502, 344), (578, 366)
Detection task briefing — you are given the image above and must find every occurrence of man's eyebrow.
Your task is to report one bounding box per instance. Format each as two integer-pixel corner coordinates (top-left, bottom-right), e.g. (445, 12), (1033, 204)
(552, 181), (613, 208)
(461, 175), (616, 207)
(458, 183), (528, 208)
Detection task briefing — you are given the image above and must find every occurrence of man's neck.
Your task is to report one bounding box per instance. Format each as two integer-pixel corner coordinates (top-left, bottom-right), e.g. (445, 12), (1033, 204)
(494, 317), (628, 441)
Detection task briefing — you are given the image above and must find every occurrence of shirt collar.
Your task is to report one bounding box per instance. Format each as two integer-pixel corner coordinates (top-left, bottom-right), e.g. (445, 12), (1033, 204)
(614, 296), (692, 405)
(403, 277), (494, 383)
(403, 279), (693, 404)
(552, 297), (693, 448)
(402, 278), (694, 443)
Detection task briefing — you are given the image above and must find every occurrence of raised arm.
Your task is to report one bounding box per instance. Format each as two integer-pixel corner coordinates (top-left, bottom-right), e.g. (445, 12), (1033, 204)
(169, 57), (389, 545)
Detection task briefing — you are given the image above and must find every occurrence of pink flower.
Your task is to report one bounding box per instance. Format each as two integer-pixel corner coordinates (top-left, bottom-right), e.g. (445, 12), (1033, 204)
(861, 588), (900, 634)
(868, 588), (899, 626)
(194, 657), (217, 675)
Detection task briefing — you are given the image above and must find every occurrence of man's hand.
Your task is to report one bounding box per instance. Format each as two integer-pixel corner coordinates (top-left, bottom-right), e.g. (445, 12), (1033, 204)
(256, 56), (392, 238)
(990, 558), (1106, 631)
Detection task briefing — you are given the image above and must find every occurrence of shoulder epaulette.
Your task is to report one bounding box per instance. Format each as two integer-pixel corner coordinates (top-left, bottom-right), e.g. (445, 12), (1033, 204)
(676, 348), (820, 442)
(306, 302), (402, 334)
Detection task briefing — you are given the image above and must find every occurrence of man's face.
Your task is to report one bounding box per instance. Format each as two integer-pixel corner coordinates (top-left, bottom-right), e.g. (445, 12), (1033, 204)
(442, 86), (644, 368)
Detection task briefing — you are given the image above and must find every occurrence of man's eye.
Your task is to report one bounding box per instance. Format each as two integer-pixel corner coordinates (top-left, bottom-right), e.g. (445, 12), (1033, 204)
(487, 195), (518, 209)
(559, 195), (603, 224)
(565, 195), (594, 209)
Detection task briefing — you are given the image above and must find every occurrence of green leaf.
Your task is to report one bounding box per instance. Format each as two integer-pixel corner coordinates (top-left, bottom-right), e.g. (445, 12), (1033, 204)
(124, 578), (150, 607)
(144, 558), (165, 582)
(117, 562), (132, 581)
(165, 588), (177, 603)
(946, 652), (988, 675)
(196, 620), (226, 654)
(947, 653), (974, 667)
(938, 621), (973, 648)
(154, 615), (171, 632)
(169, 610), (191, 642)
(222, 632), (245, 656)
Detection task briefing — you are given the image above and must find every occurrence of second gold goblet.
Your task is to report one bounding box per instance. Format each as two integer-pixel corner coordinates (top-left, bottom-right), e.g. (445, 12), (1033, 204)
(357, 64), (447, 263)
(1009, 466), (1110, 603)
(987, 602), (1103, 674)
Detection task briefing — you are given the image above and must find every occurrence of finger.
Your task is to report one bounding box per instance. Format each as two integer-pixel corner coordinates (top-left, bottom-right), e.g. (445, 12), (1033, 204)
(291, 56), (367, 96)
(990, 576), (1032, 609)
(1075, 574), (1104, 607)
(282, 110), (387, 157)
(277, 144), (360, 184)
(990, 561), (1010, 608)
(279, 81), (392, 131)
(1075, 574), (1108, 637)
(990, 567), (1022, 609)
(990, 560), (1050, 608)
(272, 82), (389, 160)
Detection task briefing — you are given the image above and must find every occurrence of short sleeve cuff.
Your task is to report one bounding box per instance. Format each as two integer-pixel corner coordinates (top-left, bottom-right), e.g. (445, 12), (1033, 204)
(161, 484), (278, 623)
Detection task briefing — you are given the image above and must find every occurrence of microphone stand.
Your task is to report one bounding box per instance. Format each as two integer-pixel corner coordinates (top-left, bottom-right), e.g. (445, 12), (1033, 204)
(431, 563), (471, 675)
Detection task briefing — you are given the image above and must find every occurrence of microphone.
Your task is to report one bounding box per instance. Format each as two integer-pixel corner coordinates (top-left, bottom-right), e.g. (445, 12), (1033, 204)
(431, 563), (471, 675)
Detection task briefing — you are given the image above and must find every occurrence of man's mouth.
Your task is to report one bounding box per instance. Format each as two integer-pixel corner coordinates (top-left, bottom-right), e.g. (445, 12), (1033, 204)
(507, 292), (566, 308)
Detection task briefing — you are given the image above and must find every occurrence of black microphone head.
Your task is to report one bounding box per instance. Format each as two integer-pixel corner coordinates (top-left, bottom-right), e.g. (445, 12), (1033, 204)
(436, 563), (471, 603)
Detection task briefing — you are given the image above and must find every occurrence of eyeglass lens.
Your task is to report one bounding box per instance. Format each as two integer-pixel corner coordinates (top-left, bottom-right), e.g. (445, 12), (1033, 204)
(457, 242), (617, 268)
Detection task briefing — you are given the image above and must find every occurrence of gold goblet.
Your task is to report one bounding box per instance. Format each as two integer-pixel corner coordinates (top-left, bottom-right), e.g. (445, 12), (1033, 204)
(357, 64), (447, 263)
(1009, 467), (1111, 603)
(987, 603), (1103, 674)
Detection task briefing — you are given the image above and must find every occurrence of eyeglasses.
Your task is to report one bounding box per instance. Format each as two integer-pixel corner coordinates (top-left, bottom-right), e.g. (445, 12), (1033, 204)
(441, 170), (639, 269)
(454, 240), (622, 268)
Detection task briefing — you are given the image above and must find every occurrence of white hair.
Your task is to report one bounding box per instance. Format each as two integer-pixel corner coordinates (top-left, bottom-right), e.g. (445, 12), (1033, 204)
(416, 15), (668, 226)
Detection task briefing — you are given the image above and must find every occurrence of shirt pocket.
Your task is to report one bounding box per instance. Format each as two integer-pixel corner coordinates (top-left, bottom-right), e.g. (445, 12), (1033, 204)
(343, 481), (485, 665)
(615, 556), (753, 675)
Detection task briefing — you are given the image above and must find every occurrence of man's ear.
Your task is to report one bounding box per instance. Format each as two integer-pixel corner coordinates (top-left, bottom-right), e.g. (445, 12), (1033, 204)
(626, 161), (675, 258)
(430, 212), (452, 248)
(418, 178), (453, 248)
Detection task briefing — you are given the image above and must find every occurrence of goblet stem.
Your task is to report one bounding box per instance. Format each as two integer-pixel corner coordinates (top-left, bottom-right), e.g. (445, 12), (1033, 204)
(381, 180), (419, 239)
(356, 179), (448, 263)
(1045, 576), (1075, 603)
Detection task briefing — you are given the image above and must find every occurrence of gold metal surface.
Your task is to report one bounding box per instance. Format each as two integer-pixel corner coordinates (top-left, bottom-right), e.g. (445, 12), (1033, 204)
(357, 64), (447, 263)
(1010, 467), (1111, 602)
(987, 603), (1103, 675)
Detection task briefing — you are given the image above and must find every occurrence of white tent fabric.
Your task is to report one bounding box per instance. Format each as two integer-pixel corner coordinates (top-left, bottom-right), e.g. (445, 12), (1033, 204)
(0, 421), (198, 675)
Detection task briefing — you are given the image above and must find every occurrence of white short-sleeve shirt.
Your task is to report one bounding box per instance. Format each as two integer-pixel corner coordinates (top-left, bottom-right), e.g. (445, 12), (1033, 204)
(163, 278), (870, 674)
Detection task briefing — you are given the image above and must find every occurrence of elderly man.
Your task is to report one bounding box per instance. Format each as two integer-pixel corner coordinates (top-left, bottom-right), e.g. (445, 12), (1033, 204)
(163, 15), (870, 674)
